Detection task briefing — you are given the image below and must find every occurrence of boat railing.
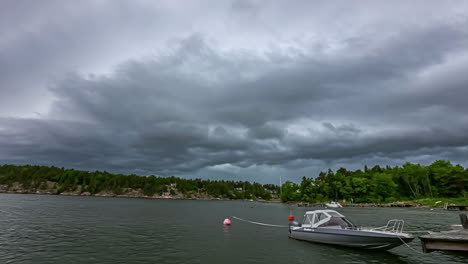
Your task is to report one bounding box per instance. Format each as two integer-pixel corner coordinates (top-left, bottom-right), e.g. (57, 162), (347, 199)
(370, 219), (405, 234)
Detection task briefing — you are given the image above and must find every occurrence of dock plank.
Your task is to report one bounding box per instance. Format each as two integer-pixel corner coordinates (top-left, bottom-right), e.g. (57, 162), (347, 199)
(420, 230), (468, 253)
(446, 205), (468, 211)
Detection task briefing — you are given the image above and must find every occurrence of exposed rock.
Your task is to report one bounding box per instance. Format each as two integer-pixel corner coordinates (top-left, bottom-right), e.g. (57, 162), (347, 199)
(94, 191), (115, 197)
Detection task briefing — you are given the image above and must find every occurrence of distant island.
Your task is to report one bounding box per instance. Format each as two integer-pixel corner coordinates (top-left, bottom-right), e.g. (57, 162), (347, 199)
(0, 164), (279, 200)
(0, 160), (466, 206)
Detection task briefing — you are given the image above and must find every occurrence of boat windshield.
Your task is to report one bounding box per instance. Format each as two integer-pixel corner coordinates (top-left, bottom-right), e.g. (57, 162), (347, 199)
(318, 217), (356, 228)
(328, 211), (343, 217)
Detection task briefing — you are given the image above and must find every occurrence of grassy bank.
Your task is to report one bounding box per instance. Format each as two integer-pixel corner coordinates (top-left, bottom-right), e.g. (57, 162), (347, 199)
(412, 197), (468, 207)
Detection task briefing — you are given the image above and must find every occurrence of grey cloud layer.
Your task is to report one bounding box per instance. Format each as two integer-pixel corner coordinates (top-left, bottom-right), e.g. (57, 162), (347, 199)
(2, 1), (468, 182)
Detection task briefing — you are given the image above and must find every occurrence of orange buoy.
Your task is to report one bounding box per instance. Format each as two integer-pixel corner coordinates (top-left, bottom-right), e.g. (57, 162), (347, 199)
(288, 215), (295, 221)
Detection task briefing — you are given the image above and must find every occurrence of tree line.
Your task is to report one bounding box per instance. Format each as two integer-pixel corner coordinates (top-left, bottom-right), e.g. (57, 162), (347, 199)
(281, 160), (467, 203)
(0, 164), (278, 200)
(1, 160), (466, 203)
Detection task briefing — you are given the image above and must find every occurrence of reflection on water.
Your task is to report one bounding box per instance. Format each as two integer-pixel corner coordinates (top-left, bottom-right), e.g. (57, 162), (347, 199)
(0, 193), (466, 264)
(223, 225), (231, 233)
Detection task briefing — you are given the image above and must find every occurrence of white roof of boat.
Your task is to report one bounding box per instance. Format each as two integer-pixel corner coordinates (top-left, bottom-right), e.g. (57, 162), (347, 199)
(305, 210), (345, 217)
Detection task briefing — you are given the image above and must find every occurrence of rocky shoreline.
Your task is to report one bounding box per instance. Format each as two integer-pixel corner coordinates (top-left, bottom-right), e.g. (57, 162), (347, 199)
(0, 182), (217, 200)
(0, 182), (268, 201)
(0, 188), (438, 208)
(0, 183), (459, 209)
(0, 188), (237, 201)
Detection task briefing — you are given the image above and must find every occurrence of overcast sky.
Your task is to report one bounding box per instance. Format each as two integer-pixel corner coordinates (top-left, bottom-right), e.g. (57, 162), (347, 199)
(1, 1), (468, 183)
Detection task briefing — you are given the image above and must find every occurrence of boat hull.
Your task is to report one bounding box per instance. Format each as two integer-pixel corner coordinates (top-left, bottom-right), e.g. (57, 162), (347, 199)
(325, 202), (342, 208)
(289, 227), (414, 250)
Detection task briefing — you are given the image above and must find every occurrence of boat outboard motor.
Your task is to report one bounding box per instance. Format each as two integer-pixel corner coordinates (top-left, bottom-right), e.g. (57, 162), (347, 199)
(290, 220), (301, 227)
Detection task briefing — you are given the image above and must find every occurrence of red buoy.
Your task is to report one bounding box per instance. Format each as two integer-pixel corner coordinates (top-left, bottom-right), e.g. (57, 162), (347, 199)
(288, 215), (295, 221)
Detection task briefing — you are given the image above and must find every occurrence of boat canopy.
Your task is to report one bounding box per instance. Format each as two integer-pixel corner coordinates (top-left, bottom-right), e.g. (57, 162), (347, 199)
(302, 210), (355, 229)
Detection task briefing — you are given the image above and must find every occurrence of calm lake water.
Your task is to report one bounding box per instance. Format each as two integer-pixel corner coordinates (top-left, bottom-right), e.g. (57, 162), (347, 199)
(0, 194), (467, 264)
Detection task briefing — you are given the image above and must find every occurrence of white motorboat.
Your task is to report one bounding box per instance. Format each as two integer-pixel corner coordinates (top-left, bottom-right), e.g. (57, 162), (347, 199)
(289, 210), (414, 250)
(325, 201), (343, 208)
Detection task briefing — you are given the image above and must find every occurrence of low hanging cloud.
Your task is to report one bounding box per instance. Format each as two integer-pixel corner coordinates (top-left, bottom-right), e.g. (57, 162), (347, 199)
(2, 1), (468, 183)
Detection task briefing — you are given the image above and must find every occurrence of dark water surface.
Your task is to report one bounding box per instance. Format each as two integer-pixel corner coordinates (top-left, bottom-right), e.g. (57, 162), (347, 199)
(1, 194), (467, 264)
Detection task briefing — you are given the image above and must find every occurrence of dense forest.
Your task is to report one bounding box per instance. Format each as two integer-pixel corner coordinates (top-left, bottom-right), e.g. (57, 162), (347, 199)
(0, 160), (467, 203)
(281, 160), (467, 203)
(0, 164), (278, 200)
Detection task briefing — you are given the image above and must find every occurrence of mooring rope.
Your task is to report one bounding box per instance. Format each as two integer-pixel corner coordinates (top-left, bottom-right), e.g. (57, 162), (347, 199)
(230, 216), (289, 228)
(396, 234), (424, 255)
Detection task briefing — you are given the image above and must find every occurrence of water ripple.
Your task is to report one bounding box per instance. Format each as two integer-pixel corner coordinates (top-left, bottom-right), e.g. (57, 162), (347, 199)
(0, 194), (467, 264)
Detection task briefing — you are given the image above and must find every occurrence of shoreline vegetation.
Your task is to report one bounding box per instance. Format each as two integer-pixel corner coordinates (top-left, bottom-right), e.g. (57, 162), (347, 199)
(0, 161), (467, 208)
(0, 164), (279, 201)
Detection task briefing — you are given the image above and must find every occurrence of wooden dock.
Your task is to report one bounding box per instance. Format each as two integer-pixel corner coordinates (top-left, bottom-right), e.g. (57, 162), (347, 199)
(446, 205), (468, 211)
(419, 214), (468, 253)
(420, 230), (468, 253)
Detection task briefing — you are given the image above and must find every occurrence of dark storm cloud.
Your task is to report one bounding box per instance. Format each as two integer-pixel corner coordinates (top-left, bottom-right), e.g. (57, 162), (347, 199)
(2, 1), (468, 182)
